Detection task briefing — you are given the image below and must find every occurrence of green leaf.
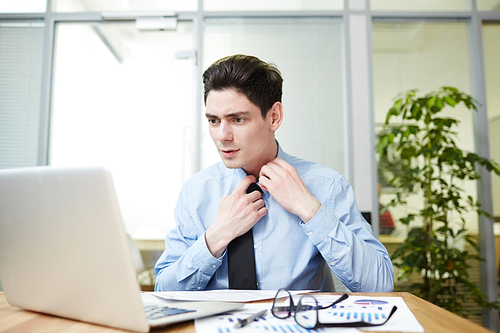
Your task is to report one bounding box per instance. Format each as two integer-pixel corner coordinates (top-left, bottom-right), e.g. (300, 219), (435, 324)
(443, 96), (457, 107)
(424, 112), (431, 125)
(442, 86), (459, 93)
(427, 96), (436, 108)
(410, 103), (421, 120)
(435, 97), (444, 110)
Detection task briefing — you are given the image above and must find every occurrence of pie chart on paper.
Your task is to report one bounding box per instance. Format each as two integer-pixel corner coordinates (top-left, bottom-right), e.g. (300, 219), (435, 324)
(353, 299), (389, 305)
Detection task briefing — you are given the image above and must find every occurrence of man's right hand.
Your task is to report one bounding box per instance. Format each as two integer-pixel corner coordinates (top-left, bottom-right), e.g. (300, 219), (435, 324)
(205, 175), (267, 258)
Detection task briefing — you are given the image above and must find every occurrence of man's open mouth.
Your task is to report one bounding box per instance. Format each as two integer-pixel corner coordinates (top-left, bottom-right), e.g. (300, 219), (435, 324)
(221, 149), (239, 157)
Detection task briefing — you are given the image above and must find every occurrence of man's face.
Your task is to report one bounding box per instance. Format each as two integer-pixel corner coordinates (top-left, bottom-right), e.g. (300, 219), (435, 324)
(205, 88), (277, 176)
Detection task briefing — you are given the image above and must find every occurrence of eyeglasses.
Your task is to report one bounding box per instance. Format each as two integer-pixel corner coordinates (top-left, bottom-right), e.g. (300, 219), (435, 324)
(271, 288), (398, 330)
(271, 288), (348, 319)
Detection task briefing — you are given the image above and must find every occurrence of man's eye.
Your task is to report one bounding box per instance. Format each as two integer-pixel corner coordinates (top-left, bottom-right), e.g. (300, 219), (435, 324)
(234, 118), (244, 123)
(208, 119), (219, 124)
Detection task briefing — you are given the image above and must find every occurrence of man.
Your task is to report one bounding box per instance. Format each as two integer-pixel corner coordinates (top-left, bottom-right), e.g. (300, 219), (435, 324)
(155, 54), (394, 292)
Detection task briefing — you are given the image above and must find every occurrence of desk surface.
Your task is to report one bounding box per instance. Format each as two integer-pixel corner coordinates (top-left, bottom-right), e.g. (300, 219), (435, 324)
(0, 292), (493, 333)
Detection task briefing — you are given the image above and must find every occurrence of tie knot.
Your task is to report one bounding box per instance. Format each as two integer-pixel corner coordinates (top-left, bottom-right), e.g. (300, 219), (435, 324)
(246, 183), (263, 195)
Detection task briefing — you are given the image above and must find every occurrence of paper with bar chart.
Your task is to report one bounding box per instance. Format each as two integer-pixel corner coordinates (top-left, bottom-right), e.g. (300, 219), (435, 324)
(194, 295), (423, 333)
(194, 303), (359, 333)
(313, 295), (424, 332)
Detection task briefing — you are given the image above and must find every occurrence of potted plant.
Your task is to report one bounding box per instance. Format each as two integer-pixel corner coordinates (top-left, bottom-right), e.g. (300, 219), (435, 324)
(376, 86), (500, 316)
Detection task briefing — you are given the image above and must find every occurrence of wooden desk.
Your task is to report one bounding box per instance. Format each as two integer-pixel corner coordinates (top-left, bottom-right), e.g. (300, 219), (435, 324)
(0, 292), (493, 333)
(134, 238), (165, 252)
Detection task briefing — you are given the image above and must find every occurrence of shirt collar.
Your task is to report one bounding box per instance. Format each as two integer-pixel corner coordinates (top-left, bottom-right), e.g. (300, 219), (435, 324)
(276, 141), (285, 159)
(230, 140), (287, 186)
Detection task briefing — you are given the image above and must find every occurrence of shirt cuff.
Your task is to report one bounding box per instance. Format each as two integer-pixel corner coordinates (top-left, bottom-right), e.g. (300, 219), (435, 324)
(300, 204), (339, 245)
(178, 233), (223, 281)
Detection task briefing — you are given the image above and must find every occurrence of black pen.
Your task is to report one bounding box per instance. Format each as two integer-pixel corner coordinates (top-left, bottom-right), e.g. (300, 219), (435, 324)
(234, 309), (267, 328)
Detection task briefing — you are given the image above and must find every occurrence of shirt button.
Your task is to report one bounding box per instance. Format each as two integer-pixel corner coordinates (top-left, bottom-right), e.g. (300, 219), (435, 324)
(197, 287), (202, 290)
(254, 244), (259, 249)
(330, 261), (336, 266)
(308, 231), (314, 236)
(211, 264), (217, 269)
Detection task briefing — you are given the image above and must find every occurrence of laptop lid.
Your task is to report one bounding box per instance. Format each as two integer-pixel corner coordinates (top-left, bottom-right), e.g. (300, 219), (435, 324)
(0, 166), (244, 332)
(0, 166), (151, 332)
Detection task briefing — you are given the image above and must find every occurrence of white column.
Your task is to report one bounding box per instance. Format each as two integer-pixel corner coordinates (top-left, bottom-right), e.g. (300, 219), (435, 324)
(347, 7), (378, 235)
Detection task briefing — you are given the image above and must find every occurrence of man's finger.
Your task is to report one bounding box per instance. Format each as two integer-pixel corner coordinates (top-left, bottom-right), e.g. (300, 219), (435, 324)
(251, 198), (266, 210)
(258, 179), (269, 192)
(247, 189), (262, 203)
(259, 163), (279, 181)
(268, 157), (296, 174)
(235, 175), (256, 193)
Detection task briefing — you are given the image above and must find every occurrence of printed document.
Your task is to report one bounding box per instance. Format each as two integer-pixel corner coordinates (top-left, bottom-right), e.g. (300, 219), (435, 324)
(151, 289), (315, 303)
(194, 295), (424, 333)
(195, 303), (361, 333)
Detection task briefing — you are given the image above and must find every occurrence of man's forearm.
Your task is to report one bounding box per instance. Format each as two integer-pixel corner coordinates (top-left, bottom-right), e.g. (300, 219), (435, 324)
(154, 234), (223, 291)
(302, 205), (394, 292)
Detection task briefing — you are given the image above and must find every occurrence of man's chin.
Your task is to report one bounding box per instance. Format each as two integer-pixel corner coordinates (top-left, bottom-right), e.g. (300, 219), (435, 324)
(220, 157), (243, 169)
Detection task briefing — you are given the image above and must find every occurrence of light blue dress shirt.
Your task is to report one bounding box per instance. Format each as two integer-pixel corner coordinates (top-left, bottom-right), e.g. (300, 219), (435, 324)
(155, 146), (394, 292)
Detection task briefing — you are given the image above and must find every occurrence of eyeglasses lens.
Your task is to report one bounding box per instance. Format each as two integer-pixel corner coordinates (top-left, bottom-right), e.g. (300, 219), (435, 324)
(272, 289), (292, 319)
(295, 296), (318, 329)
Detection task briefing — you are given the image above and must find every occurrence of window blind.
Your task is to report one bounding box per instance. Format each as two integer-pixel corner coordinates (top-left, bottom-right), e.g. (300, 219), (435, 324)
(0, 22), (44, 168)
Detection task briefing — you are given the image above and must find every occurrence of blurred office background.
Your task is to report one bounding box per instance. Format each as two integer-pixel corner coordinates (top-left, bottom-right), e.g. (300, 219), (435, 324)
(1, 0), (500, 329)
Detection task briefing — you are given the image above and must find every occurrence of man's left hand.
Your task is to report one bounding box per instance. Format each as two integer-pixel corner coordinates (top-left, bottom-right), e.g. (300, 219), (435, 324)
(259, 157), (321, 223)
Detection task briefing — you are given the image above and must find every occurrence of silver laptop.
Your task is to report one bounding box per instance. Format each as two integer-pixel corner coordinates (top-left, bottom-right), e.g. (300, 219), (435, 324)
(0, 166), (243, 332)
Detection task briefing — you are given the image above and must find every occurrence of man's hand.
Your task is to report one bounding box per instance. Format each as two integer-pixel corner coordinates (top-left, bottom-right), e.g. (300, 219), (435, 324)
(205, 175), (267, 258)
(259, 157), (320, 223)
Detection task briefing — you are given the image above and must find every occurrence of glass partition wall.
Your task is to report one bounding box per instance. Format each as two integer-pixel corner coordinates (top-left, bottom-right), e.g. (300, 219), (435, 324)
(372, 20), (475, 236)
(50, 21), (194, 236)
(1, 0), (500, 329)
(202, 18), (347, 176)
(482, 23), (500, 223)
(48, 16), (348, 238)
(369, 1), (500, 329)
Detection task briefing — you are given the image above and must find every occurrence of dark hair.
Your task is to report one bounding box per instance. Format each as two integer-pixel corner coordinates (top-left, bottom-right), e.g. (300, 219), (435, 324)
(203, 54), (283, 118)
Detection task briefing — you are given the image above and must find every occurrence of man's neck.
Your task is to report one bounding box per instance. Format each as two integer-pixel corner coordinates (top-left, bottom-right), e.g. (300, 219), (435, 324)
(242, 140), (279, 179)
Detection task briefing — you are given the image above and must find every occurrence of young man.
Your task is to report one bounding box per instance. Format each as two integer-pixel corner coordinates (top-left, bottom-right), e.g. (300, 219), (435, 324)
(154, 55), (394, 292)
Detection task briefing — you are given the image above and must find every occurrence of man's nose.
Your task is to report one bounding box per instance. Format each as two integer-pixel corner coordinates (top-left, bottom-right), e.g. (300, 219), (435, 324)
(217, 121), (233, 141)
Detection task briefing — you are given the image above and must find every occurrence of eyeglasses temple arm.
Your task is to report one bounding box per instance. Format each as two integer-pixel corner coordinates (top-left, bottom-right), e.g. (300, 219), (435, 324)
(319, 293), (349, 310)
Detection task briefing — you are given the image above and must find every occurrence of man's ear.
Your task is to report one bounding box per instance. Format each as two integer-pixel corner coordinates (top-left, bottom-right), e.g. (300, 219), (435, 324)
(268, 102), (283, 132)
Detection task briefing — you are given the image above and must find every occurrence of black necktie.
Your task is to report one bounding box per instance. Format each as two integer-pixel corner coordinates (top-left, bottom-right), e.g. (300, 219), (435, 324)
(227, 183), (262, 290)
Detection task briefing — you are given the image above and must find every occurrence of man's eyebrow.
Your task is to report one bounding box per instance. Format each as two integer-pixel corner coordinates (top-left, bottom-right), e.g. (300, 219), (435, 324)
(205, 111), (251, 119)
(226, 111), (251, 118)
